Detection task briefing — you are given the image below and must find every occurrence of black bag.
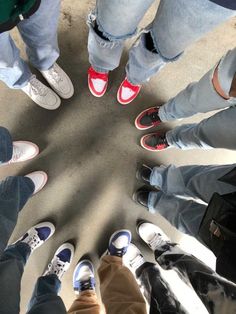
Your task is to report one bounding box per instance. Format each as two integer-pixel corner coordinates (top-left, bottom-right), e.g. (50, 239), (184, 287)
(198, 191), (236, 257)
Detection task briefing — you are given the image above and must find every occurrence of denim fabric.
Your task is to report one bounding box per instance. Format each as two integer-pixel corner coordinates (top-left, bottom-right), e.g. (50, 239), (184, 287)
(156, 245), (236, 313)
(0, 176), (34, 255)
(0, 0), (60, 89)
(0, 126), (13, 163)
(27, 275), (67, 314)
(88, 0), (235, 84)
(159, 49), (236, 149)
(0, 242), (31, 314)
(148, 164), (236, 236)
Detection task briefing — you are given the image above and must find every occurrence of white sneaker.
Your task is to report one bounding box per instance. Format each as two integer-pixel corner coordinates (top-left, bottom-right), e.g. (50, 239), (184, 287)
(22, 76), (61, 110)
(40, 63), (74, 99)
(73, 260), (96, 294)
(124, 243), (146, 272)
(2, 141), (39, 166)
(25, 171), (48, 194)
(14, 222), (55, 252)
(44, 243), (74, 280)
(137, 222), (171, 251)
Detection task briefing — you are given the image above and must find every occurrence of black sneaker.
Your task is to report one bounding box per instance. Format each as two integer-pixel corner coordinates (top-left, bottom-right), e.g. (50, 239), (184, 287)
(136, 164), (152, 184)
(141, 132), (169, 152)
(135, 106), (162, 130)
(133, 186), (152, 208)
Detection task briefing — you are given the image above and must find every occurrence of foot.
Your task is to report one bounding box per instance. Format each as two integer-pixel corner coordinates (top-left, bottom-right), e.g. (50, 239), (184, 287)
(137, 222), (171, 251)
(107, 230), (132, 257)
(25, 171), (48, 194)
(88, 66), (108, 97)
(4, 141), (39, 165)
(40, 63), (74, 99)
(117, 78), (141, 105)
(73, 260), (96, 294)
(133, 186), (151, 208)
(14, 222), (55, 252)
(124, 243), (146, 272)
(136, 164), (152, 184)
(22, 76), (61, 110)
(44, 243), (74, 280)
(141, 132), (169, 152)
(135, 106), (162, 130)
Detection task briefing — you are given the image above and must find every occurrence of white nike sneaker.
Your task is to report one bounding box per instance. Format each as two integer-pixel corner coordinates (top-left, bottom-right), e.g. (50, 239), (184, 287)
(40, 63), (74, 99)
(124, 243), (146, 272)
(44, 243), (74, 280)
(14, 222), (55, 252)
(2, 141), (39, 166)
(137, 222), (171, 251)
(25, 171), (48, 194)
(22, 76), (61, 110)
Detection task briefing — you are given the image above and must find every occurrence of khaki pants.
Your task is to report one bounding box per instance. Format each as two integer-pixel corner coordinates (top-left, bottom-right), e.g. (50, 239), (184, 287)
(68, 255), (147, 314)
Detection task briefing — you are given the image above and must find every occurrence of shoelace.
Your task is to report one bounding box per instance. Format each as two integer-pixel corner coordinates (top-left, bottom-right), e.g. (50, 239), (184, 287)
(47, 257), (68, 278)
(130, 254), (145, 270)
(149, 109), (161, 122)
(154, 135), (168, 148)
(89, 68), (108, 81)
(25, 230), (42, 250)
(8, 145), (21, 163)
(47, 66), (63, 84)
(149, 233), (167, 251)
(29, 76), (47, 96)
(110, 247), (126, 258)
(78, 277), (95, 292)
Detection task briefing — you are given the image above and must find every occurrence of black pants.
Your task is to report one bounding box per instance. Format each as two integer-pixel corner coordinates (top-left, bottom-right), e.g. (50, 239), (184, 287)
(136, 245), (236, 314)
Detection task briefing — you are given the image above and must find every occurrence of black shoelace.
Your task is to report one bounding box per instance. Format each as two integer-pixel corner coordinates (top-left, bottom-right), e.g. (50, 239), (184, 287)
(149, 110), (161, 122)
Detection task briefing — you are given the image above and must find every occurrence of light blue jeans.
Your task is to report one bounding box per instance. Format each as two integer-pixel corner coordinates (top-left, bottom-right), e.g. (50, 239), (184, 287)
(148, 164), (236, 236)
(0, 176), (66, 314)
(87, 0), (235, 85)
(0, 0), (60, 89)
(159, 48), (236, 149)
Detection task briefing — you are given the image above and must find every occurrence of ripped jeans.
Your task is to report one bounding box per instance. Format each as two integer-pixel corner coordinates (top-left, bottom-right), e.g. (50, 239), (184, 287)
(159, 48), (236, 150)
(87, 0), (235, 85)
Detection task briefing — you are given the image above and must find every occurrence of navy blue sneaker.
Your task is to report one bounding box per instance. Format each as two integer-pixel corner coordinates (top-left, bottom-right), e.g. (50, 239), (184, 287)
(44, 243), (74, 280)
(107, 230), (132, 257)
(14, 222), (55, 252)
(73, 260), (96, 294)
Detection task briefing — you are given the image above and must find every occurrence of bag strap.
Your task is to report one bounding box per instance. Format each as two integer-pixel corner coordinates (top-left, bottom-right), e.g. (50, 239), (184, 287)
(210, 220), (236, 240)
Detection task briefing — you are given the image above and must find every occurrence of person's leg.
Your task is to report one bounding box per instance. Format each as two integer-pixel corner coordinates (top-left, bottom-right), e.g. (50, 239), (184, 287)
(0, 222), (55, 314)
(87, 0), (154, 74)
(159, 48), (236, 121)
(125, 243), (186, 314)
(127, 0), (236, 85)
(0, 126), (13, 163)
(68, 260), (100, 314)
(138, 222), (236, 314)
(149, 164), (236, 202)
(17, 0), (60, 71)
(0, 32), (32, 89)
(27, 243), (74, 314)
(166, 106), (236, 150)
(0, 176), (34, 255)
(98, 230), (147, 314)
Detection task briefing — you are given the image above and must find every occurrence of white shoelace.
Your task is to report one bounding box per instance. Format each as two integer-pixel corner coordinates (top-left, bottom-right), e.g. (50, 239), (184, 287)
(46, 257), (68, 279)
(47, 66), (62, 84)
(130, 254), (145, 271)
(29, 76), (48, 96)
(149, 233), (167, 251)
(24, 230), (43, 251)
(9, 145), (21, 163)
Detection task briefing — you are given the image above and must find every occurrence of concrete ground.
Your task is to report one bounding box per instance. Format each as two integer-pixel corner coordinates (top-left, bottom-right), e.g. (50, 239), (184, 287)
(0, 1), (236, 313)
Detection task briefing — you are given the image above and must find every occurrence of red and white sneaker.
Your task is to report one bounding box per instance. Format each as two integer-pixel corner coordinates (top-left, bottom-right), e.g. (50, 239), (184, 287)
(25, 171), (48, 194)
(135, 106), (162, 130)
(117, 78), (141, 105)
(88, 67), (108, 97)
(140, 132), (169, 152)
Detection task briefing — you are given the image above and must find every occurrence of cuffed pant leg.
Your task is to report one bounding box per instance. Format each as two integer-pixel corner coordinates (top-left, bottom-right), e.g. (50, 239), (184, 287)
(67, 291), (100, 314)
(98, 255), (147, 314)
